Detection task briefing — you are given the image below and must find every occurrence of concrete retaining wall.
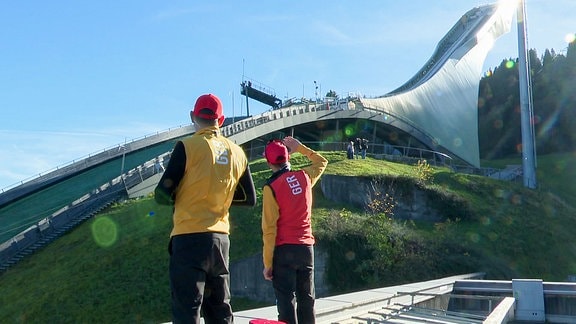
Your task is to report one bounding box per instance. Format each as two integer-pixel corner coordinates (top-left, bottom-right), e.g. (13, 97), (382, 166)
(320, 174), (444, 222)
(231, 249), (329, 303)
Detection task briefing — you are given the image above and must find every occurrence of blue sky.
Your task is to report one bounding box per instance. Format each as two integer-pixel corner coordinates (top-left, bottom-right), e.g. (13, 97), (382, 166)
(0, 0), (574, 190)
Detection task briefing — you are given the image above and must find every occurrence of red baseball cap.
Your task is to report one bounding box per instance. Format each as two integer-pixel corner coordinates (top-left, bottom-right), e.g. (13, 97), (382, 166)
(192, 94), (225, 126)
(264, 140), (289, 164)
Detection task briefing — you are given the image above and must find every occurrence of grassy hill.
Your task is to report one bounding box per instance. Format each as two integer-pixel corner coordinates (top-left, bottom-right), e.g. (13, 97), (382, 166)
(1, 152), (575, 323)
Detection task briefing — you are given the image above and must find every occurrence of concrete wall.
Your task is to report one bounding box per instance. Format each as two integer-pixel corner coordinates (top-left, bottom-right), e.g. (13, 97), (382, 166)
(230, 249), (329, 303)
(320, 174), (444, 222)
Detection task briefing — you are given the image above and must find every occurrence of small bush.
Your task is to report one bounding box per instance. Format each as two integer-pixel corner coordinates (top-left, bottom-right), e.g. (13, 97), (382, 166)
(415, 159), (433, 185)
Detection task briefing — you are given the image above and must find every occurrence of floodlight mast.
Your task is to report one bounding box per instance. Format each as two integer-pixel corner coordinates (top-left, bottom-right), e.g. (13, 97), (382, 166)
(516, 0), (537, 189)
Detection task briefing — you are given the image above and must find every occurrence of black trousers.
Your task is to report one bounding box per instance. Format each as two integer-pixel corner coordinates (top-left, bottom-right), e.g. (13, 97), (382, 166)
(169, 232), (233, 324)
(272, 244), (315, 324)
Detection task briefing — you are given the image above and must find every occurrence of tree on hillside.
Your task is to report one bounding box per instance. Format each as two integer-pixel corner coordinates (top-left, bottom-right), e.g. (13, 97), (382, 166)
(556, 41), (576, 151)
(478, 58), (521, 158)
(478, 44), (576, 159)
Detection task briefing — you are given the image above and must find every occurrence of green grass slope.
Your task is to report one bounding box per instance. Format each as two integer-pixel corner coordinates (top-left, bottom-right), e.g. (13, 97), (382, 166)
(1, 152), (575, 323)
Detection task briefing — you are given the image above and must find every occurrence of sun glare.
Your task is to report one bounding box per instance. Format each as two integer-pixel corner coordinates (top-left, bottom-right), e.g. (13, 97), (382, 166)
(497, 0), (520, 15)
(565, 33), (576, 44)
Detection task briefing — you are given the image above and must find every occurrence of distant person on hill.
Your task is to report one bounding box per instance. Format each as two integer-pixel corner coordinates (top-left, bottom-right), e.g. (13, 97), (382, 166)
(346, 140), (355, 159)
(354, 138), (362, 159)
(154, 158), (165, 174)
(360, 138), (368, 159)
(261, 137), (328, 324)
(154, 93), (257, 324)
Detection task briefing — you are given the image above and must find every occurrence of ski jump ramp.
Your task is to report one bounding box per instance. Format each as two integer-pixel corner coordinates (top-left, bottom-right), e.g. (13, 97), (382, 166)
(359, 2), (516, 167)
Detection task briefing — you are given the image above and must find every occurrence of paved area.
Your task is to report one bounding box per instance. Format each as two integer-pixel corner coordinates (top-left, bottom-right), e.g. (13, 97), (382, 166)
(232, 273), (484, 324)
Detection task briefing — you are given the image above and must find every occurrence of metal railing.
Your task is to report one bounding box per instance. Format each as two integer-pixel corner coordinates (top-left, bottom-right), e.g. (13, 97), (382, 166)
(0, 124), (192, 194)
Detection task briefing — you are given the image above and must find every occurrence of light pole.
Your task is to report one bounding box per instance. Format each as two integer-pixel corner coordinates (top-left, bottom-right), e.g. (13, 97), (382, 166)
(516, 0), (537, 189)
(314, 81), (318, 102)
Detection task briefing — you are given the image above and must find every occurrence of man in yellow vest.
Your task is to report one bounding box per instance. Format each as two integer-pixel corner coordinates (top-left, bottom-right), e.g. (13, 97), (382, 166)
(155, 93), (256, 324)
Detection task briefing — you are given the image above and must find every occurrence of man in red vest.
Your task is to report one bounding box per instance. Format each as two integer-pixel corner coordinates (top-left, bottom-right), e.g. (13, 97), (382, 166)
(261, 136), (328, 324)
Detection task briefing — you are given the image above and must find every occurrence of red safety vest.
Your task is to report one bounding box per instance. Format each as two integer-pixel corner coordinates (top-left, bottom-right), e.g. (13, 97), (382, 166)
(268, 169), (315, 246)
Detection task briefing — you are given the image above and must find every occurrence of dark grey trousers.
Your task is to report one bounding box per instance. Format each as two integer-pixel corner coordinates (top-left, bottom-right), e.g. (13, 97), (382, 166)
(272, 244), (315, 324)
(169, 232), (233, 324)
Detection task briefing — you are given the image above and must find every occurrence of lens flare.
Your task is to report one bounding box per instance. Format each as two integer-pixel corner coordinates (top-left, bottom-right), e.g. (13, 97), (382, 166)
(565, 33), (576, 44)
(468, 232), (480, 243)
(452, 137), (463, 147)
(510, 194), (522, 205)
(91, 216), (118, 248)
(493, 119), (503, 129)
(344, 124), (356, 137)
(505, 60), (515, 69)
(494, 188), (507, 199)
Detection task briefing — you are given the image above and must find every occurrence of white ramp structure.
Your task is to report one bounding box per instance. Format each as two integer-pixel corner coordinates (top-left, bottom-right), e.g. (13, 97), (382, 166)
(359, 2), (517, 167)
